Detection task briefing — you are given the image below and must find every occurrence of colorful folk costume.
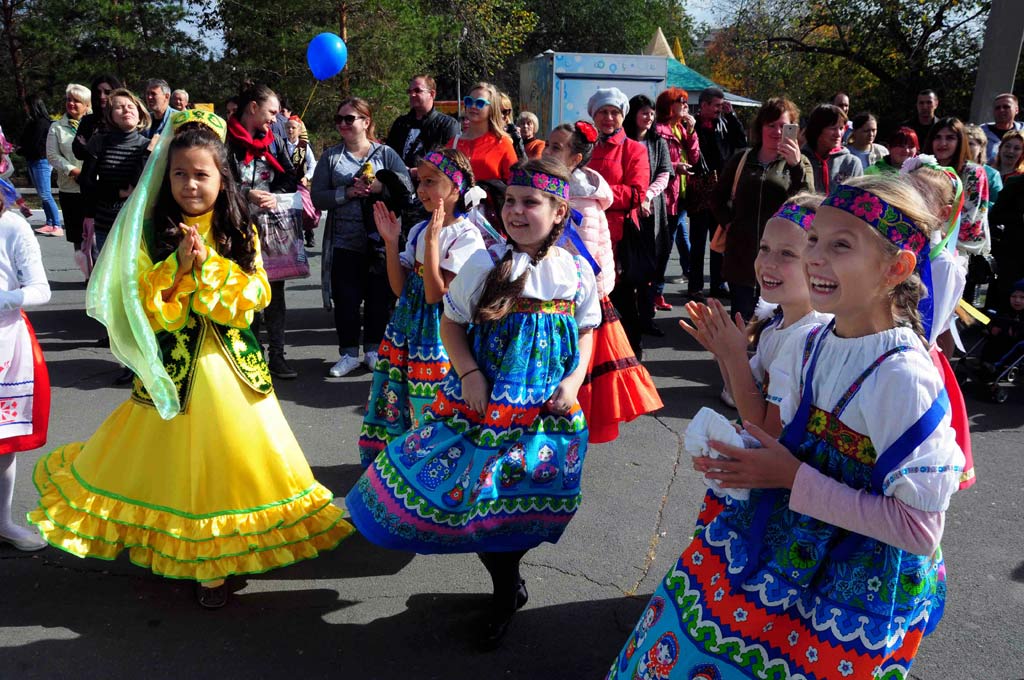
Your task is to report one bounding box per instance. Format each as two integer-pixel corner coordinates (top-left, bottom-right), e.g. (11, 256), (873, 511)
(694, 202), (830, 535)
(609, 187), (964, 680)
(357, 152), (488, 466)
(906, 159), (976, 490)
(565, 155), (662, 444)
(29, 110), (352, 581)
(346, 239), (601, 553)
(0, 210), (50, 458)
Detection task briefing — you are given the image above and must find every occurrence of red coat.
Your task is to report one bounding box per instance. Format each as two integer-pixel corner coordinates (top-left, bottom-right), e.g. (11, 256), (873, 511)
(588, 128), (650, 247)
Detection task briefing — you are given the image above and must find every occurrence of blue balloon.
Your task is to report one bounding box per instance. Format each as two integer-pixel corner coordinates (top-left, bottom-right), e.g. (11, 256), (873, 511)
(306, 33), (348, 81)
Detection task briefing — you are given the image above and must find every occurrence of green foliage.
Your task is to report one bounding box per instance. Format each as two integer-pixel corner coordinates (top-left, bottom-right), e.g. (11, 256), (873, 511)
(700, 0), (991, 125)
(0, 0), (697, 148)
(0, 0), (203, 119)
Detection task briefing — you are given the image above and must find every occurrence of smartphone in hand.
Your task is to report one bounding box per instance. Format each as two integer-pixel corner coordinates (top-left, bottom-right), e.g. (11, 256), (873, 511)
(782, 123), (799, 143)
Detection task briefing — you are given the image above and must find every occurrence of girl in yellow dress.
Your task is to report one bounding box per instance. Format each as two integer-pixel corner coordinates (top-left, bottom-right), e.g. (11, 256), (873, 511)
(29, 110), (353, 608)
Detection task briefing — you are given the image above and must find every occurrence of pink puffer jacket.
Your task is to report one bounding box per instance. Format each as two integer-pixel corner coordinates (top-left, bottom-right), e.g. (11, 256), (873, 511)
(568, 166), (616, 297)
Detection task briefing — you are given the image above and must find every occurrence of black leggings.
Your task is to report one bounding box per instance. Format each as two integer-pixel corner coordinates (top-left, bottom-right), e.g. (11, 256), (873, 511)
(330, 248), (395, 354)
(477, 550), (527, 609)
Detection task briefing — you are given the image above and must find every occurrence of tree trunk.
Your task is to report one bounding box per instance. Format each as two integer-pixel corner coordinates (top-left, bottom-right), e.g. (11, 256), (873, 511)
(339, 1), (349, 96)
(1, 0), (27, 110)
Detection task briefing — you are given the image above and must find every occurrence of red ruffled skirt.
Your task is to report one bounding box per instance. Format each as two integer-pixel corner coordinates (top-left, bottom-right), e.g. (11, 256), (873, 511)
(0, 313), (50, 455)
(928, 346), (975, 489)
(578, 297), (662, 444)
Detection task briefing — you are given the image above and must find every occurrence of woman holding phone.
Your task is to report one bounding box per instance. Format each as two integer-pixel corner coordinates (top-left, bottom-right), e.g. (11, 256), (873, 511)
(711, 97), (813, 321)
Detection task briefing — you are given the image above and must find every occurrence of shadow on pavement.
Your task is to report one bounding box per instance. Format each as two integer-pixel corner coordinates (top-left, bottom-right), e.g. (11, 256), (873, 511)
(2, 545), (643, 679)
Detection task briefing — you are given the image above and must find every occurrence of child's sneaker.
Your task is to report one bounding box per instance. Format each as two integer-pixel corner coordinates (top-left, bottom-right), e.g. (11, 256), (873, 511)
(364, 350), (379, 372)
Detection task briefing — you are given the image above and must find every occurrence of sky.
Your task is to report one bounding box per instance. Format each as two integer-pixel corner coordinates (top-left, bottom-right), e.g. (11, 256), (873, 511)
(687, 0), (725, 28)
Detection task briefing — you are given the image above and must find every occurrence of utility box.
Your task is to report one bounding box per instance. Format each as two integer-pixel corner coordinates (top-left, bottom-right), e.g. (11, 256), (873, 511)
(520, 51), (668, 134)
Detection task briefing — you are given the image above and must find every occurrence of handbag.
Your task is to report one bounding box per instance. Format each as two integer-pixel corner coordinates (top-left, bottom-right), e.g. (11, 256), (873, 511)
(684, 153), (717, 213)
(709, 149), (750, 255)
(616, 214), (657, 288)
(296, 183), (321, 232)
(254, 192), (309, 281)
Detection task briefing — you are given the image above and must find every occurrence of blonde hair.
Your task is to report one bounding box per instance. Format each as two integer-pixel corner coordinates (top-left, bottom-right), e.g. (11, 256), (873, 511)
(904, 167), (954, 215)
(468, 82), (509, 139)
(964, 124), (988, 164)
(66, 83), (91, 108)
(103, 88), (151, 132)
(838, 175), (938, 341)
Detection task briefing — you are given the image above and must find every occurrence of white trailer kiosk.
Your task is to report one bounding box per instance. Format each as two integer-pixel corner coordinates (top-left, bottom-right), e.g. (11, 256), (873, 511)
(519, 51), (668, 135)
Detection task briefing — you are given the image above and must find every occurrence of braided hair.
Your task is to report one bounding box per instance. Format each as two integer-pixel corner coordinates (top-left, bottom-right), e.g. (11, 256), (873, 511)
(474, 157), (572, 323)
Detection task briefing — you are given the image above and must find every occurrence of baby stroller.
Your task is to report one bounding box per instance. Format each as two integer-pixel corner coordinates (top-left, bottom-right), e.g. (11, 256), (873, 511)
(954, 304), (1024, 403)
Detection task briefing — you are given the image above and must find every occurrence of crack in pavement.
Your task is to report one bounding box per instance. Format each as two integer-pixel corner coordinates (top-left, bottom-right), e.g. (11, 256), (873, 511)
(625, 414), (685, 596)
(520, 559), (624, 593)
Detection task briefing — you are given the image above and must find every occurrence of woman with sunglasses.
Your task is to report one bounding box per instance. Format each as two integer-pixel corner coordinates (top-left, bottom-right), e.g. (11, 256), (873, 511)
(311, 97), (413, 378)
(498, 91), (527, 161)
(451, 82), (518, 185)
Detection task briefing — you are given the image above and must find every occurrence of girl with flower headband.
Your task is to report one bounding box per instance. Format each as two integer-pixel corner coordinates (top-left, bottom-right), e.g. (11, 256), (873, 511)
(544, 121), (662, 443)
(678, 193), (831, 534)
(902, 160), (976, 490)
(347, 157), (600, 649)
(357, 147), (488, 465)
(610, 174), (963, 679)
(29, 110), (353, 608)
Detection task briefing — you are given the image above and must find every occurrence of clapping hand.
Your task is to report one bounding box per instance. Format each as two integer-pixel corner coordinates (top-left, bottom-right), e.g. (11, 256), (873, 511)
(679, 298), (749, 359)
(425, 204), (445, 242)
(373, 202), (401, 245)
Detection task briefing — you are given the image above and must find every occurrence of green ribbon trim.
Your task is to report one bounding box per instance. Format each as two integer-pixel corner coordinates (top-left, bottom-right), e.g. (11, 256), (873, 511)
(62, 453), (319, 521)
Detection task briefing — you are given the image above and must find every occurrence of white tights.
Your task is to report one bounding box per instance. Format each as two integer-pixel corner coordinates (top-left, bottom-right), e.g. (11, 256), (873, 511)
(0, 454), (38, 540)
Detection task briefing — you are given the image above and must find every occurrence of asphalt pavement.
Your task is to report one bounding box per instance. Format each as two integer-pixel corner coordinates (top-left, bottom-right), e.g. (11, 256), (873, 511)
(3, 218), (1022, 679)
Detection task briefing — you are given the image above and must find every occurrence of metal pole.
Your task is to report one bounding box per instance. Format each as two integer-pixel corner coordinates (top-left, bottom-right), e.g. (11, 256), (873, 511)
(970, 0), (1024, 123)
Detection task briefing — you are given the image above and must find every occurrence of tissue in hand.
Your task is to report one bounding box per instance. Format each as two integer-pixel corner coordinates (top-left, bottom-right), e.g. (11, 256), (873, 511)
(684, 407), (761, 501)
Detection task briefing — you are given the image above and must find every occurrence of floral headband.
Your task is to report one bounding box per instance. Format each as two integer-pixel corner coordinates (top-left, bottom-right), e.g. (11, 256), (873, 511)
(170, 109), (227, 142)
(772, 202), (815, 231)
(423, 151), (466, 193)
(822, 184), (928, 261)
(509, 168), (570, 200)
(574, 120), (598, 144)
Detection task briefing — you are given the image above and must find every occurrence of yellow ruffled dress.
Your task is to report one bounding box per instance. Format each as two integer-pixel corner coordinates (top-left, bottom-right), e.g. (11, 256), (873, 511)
(29, 212), (353, 582)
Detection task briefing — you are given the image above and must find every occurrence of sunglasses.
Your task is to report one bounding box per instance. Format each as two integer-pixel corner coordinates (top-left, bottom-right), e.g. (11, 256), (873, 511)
(462, 96), (491, 110)
(407, 87), (431, 95)
(502, 109), (512, 116)
(676, 98), (688, 104)
(335, 114), (365, 126)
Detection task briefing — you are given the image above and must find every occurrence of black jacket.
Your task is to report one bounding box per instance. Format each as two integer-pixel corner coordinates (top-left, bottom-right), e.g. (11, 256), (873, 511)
(18, 117), (52, 161)
(385, 108), (459, 169)
(696, 111), (748, 176)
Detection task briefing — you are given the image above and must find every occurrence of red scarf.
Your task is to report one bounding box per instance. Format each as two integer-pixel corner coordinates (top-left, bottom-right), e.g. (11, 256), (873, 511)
(815, 147), (842, 194)
(226, 115), (284, 173)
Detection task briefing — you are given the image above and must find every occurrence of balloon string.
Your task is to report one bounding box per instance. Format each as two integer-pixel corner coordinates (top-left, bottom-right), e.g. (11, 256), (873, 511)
(300, 81), (319, 120)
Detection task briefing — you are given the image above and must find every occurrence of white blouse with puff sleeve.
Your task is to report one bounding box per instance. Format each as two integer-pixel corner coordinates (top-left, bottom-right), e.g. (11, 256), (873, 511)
(443, 245), (600, 330)
(774, 324), (963, 513)
(399, 216), (486, 273)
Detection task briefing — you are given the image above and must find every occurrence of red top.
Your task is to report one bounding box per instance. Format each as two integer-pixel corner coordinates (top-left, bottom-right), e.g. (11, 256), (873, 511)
(588, 128), (650, 246)
(451, 132), (518, 183)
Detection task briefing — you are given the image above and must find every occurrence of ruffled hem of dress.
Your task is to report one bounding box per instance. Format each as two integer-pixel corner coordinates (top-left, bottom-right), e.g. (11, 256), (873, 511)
(28, 443), (354, 582)
(580, 365), (663, 444)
